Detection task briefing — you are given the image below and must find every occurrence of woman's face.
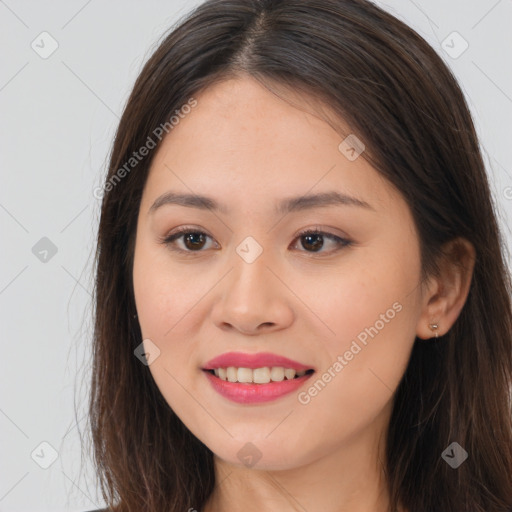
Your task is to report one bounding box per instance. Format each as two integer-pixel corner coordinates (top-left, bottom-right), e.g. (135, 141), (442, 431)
(132, 75), (426, 470)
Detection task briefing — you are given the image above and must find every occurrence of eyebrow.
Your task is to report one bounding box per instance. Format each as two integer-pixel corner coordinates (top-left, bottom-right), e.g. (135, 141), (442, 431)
(148, 190), (374, 216)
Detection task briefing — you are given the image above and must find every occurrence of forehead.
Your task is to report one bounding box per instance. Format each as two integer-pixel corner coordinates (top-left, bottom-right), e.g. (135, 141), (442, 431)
(142, 76), (401, 217)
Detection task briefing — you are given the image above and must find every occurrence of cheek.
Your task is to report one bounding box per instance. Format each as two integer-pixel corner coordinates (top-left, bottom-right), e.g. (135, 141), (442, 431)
(133, 275), (208, 376)
(132, 238), (207, 399)
(294, 249), (420, 428)
(321, 271), (414, 359)
(132, 246), (209, 417)
(132, 234), (205, 339)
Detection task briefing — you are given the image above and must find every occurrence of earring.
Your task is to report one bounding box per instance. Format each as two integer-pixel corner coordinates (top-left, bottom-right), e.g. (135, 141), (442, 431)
(429, 322), (439, 339)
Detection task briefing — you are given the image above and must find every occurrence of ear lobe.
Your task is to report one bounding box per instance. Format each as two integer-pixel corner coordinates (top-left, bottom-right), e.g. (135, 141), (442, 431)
(415, 237), (476, 340)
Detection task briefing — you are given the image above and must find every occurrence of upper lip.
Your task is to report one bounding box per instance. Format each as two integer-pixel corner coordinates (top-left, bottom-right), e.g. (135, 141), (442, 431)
(202, 352), (315, 371)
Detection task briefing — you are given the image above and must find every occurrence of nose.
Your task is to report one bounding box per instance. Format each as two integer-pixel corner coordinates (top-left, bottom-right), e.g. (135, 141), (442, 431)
(210, 248), (294, 335)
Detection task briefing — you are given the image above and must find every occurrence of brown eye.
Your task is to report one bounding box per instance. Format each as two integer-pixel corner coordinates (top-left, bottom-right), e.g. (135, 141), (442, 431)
(162, 228), (216, 252)
(292, 229), (352, 255)
(300, 233), (325, 252)
(181, 232), (207, 250)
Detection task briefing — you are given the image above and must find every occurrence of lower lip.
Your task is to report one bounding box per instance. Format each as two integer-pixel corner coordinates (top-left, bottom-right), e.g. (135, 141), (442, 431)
(202, 370), (314, 404)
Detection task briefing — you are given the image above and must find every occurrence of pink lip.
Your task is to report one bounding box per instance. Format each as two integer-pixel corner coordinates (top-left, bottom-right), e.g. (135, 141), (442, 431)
(202, 351), (314, 371)
(202, 370), (314, 404)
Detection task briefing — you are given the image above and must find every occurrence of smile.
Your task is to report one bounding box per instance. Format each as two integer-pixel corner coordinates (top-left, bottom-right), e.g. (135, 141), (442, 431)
(202, 368), (315, 404)
(206, 366), (314, 383)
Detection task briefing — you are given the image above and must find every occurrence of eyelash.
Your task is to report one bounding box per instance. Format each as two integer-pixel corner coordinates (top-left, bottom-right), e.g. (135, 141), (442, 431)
(159, 226), (352, 256)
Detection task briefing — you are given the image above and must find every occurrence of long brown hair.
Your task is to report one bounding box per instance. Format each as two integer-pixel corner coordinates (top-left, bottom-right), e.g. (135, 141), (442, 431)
(86, 1), (512, 510)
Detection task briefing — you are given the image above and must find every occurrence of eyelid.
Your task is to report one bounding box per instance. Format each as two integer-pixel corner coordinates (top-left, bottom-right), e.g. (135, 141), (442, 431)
(291, 224), (349, 241)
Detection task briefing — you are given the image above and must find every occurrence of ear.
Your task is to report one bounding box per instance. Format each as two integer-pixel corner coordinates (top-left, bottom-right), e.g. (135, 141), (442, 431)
(415, 237), (476, 340)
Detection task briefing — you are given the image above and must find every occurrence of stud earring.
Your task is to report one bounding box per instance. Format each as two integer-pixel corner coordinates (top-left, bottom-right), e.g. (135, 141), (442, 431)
(429, 322), (439, 339)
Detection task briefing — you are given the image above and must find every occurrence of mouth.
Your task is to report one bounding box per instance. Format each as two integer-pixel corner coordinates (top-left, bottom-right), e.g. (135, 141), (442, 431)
(201, 366), (316, 404)
(201, 352), (316, 403)
(202, 367), (315, 384)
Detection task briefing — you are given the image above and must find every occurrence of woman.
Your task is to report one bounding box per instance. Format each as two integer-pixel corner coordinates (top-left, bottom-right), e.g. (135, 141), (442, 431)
(86, 0), (512, 511)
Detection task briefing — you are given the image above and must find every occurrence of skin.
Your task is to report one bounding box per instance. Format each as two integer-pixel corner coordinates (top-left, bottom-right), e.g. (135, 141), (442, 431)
(132, 75), (475, 512)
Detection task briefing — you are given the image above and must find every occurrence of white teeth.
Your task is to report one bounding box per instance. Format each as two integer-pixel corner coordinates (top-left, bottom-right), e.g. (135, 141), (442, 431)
(237, 367), (253, 383)
(270, 367), (285, 381)
(284, 368), (296, 380)
(226, 367), (237, 382)
(253, 367), (270, 384)
(213, 366), (309, 383)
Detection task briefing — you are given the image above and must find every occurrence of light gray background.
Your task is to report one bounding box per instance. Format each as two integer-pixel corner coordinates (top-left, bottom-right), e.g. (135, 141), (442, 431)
(1, 1), (511, 510)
